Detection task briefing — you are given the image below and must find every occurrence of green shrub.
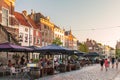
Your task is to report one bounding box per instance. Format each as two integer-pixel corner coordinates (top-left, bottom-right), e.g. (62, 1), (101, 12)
(33, 59), (39, 63)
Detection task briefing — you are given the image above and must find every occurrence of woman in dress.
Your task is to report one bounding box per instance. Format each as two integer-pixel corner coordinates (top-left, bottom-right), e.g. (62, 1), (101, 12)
(104, 58), (109, 71)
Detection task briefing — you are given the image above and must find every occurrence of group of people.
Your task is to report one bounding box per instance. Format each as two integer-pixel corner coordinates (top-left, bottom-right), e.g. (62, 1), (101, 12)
(100, 57), (119, 71)
(7, 55), (27, 68)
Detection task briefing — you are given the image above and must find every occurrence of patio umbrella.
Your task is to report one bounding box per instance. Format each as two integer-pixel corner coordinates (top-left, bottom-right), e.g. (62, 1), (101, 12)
(36, 44), (70, 54)
(71, 50), (85, 56)
(0, 42), (33, 52)
(27, 46), (38, 52)
(83, 52), (100, 57)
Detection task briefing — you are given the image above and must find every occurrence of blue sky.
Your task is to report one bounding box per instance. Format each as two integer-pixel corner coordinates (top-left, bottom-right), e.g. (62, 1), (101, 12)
(15, 0), (120, 48)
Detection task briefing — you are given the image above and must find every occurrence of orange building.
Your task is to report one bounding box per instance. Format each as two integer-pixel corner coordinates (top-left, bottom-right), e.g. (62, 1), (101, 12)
(65, 30), (77, 50)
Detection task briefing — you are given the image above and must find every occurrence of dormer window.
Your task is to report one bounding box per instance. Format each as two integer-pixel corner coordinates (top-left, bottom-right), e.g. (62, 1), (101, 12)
(2, 8), (9, 26)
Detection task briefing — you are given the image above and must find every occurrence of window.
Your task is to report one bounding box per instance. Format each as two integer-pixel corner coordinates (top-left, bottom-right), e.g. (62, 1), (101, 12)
(19, 33), (23, 42)
(25, 34), (28, 42)
(42, 38), (44, 42)
(42, 32), (44, 36)
(37, 38), (41, 44)
(2, 8), (9, 26)
(34, 37), (36, 44)
(30, 35), (32, 43)
(25, 28), (28, 32)
(36, 31), (38, 36)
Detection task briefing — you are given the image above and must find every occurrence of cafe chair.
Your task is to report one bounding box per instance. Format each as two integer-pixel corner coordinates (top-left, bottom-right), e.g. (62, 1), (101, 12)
(8, 67), (21, 80)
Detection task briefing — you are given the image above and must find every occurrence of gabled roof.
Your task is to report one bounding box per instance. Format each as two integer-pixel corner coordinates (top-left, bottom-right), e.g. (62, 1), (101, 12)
(65, 30), (71, 35)
(65, 30), (77, 39)
(14, 12), (31, 27)
(27, 15), (38, 29)
(54, 25), (60, 29)
(72, 34), (76, 39)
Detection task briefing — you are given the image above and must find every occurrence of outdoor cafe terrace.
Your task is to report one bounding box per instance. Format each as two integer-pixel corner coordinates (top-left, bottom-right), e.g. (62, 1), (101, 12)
(0, 42), (100, 80)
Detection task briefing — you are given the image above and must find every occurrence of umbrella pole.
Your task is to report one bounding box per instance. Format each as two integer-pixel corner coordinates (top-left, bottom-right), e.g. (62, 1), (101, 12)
(7, 52), (8, 59)
(53, 55), (54, 68)
(26, 52), (29, 61)
(32, 52), (33, 59)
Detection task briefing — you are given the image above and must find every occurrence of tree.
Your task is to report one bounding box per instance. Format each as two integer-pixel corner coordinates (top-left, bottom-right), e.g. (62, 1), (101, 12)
(78, 43), (88, 53)
(116, 49), (120, 57)
(52, 37), (63, 46)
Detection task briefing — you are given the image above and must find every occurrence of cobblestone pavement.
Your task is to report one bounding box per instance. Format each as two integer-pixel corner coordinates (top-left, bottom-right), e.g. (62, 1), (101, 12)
(0, 64), (119, 80)
(38, 64), (120, 80)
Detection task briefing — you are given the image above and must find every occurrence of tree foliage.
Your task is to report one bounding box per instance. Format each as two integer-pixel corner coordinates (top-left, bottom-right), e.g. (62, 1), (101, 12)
(78, 43), (88, 53)
(116, 49), (120, 57)
(52, 37), (63, 46)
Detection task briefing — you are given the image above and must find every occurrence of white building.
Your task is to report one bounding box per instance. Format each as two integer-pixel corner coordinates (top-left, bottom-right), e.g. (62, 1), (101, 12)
(14, 11), (33, 46)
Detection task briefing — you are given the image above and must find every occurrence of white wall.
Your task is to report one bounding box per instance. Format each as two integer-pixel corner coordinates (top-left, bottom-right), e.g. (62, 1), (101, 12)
(19, 25), (33, 46)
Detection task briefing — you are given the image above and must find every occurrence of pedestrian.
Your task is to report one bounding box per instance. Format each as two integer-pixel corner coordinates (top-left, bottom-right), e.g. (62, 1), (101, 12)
(100, 58), (104, 71)
(111, 57), (115, 68)
(116, 57), (119, 69)
(104, 58), (109, 71)
(107, 57), (110, 68)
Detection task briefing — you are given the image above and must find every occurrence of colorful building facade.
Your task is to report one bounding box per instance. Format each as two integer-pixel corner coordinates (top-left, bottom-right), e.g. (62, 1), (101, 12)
(54, 25), (65, 46)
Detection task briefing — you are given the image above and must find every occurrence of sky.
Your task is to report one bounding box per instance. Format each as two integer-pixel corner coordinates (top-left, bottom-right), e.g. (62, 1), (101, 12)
(15, 0), (120, 48)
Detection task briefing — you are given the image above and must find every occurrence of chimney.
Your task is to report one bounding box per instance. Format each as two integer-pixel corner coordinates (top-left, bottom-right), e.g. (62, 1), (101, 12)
(46, 16), (50, 21)
(22, 10), (27, 16)
(31, 9), (34, 15)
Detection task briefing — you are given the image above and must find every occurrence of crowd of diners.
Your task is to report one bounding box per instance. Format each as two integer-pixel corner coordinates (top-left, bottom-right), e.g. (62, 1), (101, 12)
(0, 54), (100, 78)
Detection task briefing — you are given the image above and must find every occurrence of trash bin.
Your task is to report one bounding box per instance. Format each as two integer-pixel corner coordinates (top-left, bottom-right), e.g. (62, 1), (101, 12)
(66, 64), (71, 71)
(75, 62), (80, 69)
(30, 67), (40, 79)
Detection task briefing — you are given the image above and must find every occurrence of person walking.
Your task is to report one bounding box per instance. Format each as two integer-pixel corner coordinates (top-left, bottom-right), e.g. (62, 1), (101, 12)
(104, 58), (109, 71)
(111, 57), (115, 68)
(116, 57), (119, 69)
(100, 58), (104, 71)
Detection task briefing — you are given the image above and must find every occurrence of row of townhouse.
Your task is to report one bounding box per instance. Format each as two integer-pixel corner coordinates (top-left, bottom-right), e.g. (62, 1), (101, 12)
(0, 0), (78, 50)
(84, 39), (115, 57)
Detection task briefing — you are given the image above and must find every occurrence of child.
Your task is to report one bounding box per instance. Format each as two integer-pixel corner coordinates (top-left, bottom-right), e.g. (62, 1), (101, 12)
(104, 59), (109, 71)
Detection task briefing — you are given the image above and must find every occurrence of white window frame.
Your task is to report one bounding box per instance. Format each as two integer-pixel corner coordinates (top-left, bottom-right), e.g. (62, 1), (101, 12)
(2, 7), (9, 26)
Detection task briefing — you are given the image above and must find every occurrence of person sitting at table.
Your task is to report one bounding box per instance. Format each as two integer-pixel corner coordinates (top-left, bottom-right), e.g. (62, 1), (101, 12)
(54, 60), (59, 70)
(38, 59), (42, 69)
(8, 60), (12, 67)
(20, 55), (25, 65)
(47, 59), (53, 68)
(10, 64), (16, 73)
(10, 63), (21, 77)
(29, 59), (33, 63)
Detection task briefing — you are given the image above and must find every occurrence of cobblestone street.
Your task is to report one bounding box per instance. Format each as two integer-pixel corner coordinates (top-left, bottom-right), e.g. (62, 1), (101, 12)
(38, 64), (120, 80)
(0, 64), (120, 80)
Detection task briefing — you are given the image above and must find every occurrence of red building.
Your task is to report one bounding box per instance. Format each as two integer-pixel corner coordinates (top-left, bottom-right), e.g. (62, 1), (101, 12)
(27, 15), (42, 47)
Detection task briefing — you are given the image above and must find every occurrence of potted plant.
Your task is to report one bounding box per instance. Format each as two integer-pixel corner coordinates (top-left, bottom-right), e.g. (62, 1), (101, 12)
(33, 59), (39, 63)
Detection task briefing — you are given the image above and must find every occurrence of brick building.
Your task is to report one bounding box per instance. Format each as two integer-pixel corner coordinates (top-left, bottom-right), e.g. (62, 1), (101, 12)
(29, 12), (54, 46)
(0, 0), (19, 42)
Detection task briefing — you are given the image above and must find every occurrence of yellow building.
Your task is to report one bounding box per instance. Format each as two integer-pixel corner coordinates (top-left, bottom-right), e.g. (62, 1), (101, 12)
(65, 30), (77, 50)
(40, 17), (54, 46)
(54, 25), (65, 46)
